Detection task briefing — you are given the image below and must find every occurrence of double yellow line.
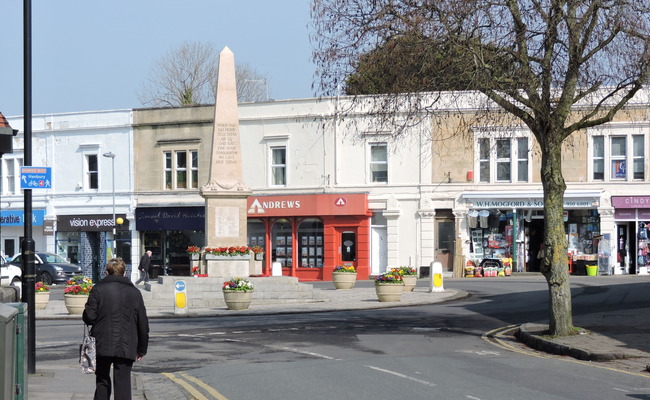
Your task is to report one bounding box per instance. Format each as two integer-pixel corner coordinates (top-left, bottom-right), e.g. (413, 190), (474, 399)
(161, 372), (229, 400)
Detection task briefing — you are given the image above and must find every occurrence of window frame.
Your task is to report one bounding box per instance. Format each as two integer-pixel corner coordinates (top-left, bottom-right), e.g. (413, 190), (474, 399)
(368, 142), (388, 184)
(163, 149), (199, 190)
(1, 156), (23, 195)
(270, 146), (287, 187)
(473, 129), (532, 184)
(588, 125), (647, 182)
(86, 154), (99, 190)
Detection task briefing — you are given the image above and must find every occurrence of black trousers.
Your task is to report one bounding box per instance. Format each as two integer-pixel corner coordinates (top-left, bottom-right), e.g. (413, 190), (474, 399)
(94, 356), (134, 400)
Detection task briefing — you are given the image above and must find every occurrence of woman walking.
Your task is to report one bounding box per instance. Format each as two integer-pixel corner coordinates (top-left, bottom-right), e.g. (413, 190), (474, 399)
(83, 258), (149, 400)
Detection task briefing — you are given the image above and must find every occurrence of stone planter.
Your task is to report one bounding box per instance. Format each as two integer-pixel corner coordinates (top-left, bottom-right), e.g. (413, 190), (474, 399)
(64, 294), (89, 315)
(35, 292), (50, 310)
(332, 272), (357, 290)
(374, 282), (405, 302)
(223, 290), (253, 310)
(401, 275), (417, 292)
(254, 252), (264, 261)
(190, 253), (200, 260)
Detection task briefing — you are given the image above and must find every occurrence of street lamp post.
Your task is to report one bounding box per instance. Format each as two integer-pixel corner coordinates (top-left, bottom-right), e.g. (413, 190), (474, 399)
(103, 152), (116, 257)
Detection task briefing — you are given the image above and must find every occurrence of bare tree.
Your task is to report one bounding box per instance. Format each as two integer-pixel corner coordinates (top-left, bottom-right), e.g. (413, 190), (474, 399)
(138, 41), (270, 107)
(312, 0), (650, 336)
(222, 62), (269, 103)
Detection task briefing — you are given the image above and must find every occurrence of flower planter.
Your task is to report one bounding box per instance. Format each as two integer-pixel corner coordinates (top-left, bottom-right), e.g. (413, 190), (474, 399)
(332, 272), (357, 290)
(35, 292), (50, 310)
(254, 252), (264, 261)
(223, 290), (253, 310)
(64, 294), (89, 314)
(401, 275), (417, 292)
(190, 253), (200, 260)
(374, 282), (405, 302)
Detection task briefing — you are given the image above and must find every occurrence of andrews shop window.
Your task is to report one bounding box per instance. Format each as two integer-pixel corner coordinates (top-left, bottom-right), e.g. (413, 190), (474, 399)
(164, 150), (198, 190)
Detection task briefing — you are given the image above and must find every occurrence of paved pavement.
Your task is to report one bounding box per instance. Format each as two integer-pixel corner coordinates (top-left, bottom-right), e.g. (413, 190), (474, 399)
(23, 276), (650, 399)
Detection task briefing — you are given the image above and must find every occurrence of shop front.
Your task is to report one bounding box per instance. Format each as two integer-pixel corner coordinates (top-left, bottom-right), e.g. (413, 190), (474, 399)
(612, 195), (650, 275)
(57, 213), (131, 282)
(247, 193), (371, 281)
(1, 209), (46, 258)
(461, 191), (602, 276)
(135, 206), (205, 277)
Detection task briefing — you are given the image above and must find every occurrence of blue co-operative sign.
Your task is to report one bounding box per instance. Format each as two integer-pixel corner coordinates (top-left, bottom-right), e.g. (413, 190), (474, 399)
(21, 167), (52, 189)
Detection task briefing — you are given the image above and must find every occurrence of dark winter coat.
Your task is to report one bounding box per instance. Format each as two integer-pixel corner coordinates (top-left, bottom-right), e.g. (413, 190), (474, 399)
(82, 275), (149, 360)
(138, 253), (151, 272)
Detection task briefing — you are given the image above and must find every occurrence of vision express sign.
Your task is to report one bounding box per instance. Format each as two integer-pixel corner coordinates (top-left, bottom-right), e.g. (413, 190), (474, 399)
(58, 214), (129, 232)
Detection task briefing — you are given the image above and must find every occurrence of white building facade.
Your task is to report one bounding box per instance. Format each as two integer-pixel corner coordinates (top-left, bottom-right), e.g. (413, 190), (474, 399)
(6, 110), (135, 282)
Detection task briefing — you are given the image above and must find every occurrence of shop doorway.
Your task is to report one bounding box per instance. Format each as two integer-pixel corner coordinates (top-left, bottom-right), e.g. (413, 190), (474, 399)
(80, 232), (102, 282)
(525, 219), (545, 272)
(3, 239), (15, 260)
(371, 226), (387, 275)
(617, 224), (631, 274)
(337, 229), (357, 269)
(435, 219), (455, 271)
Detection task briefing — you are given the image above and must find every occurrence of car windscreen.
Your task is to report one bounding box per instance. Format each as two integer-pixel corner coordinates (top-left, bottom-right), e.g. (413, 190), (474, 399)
(38, 254), (69, 264)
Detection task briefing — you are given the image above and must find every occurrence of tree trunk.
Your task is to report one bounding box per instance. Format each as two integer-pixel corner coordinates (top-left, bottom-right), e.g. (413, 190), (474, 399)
(540, 135), (573, 336)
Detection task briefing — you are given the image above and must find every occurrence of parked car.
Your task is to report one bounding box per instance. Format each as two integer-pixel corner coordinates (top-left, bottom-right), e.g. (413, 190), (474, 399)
(1, 254), (21, 289)
(10, 252), (83, 285)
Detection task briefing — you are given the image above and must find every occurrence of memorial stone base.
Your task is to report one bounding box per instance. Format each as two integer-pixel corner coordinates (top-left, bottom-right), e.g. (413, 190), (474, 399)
(205, 255), (251, 279)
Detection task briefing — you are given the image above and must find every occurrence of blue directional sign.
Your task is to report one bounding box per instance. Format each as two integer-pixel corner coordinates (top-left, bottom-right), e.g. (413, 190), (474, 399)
(175, 280), (186, 292)
(20, 167), (52, 189)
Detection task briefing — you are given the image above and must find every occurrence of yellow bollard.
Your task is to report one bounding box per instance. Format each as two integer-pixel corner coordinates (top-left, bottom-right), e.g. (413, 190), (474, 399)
(174, 280), (188, 315)
(429, 261), (444, 292)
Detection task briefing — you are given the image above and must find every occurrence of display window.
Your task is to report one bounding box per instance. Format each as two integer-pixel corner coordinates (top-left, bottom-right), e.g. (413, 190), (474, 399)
(271, 220), (293, 268)
(298, 219), (324, 268)
(467, 208), (600, 275)
(247, 220), (265, 247)
(142, 229), (203, 277)
(56, 232), (80, 264)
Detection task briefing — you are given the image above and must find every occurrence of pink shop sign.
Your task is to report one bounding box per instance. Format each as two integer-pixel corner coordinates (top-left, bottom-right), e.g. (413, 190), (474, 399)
(612, 196), (650, 208)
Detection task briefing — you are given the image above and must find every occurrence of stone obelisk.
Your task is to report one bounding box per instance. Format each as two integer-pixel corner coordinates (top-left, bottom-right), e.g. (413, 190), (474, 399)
(200, 47), (251, 248)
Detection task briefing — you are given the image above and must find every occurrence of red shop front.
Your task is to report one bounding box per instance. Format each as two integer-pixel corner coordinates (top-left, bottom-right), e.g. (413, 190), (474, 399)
(247, 193), (371, 281)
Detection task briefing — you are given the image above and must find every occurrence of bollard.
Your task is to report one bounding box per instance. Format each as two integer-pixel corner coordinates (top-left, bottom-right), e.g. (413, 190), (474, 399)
(271, 262), (282, 276)
(174, 280), (188, 315)
(429, 261), (444, 293)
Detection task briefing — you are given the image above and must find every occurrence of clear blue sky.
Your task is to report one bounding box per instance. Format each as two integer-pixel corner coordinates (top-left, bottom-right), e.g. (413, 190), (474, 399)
(0, 1), (315, 117)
